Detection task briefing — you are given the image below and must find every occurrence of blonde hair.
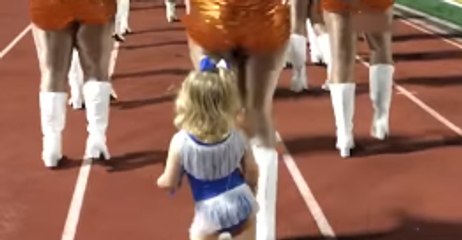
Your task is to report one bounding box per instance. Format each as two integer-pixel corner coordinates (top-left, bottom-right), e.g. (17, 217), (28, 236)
(174, 67), (241, 143)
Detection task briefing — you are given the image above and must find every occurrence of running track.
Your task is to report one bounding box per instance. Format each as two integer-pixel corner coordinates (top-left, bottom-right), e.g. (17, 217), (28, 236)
(1, 1), (462, 239)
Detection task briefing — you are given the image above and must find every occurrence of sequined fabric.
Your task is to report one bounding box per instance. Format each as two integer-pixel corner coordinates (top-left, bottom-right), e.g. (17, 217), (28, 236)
(29, 0), (116, 30)
(182, 0), (290, 54)
(321, 0), (393, 13)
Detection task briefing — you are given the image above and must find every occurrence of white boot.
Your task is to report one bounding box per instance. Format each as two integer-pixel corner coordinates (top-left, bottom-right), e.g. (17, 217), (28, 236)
(68, 49), (84, 109)
(329, 83), (355, 158)
(369, 64), (394, 140)
(306, 19), (322, 64)
(83, 81), (111, 160)
(252, 142), (278, 240)
(289, 34), (308, 92)
(165, 0), (178, 22)
(40, 92), (67, 168)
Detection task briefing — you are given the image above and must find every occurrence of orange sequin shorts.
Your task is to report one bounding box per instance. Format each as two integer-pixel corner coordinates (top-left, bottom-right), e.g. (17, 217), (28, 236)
(321, 0), (393, 13)
(29, 0), (116, 31)
(182, 0), (290, 54)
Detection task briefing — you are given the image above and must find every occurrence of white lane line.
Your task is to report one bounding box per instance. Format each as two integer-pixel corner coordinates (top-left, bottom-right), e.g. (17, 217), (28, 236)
(398, 17), (462, 49)
(60, 158), (92, 240)
(394, 85), (462, 136)
(277, 132), (336, 237)
(0, 24), (31, 60)
(60, 41), (121, 240)
(279, 133), (336, 238)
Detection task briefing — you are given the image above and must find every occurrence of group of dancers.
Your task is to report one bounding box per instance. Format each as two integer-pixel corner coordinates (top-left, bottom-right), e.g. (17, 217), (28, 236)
(28, 0), (394, 239)
(286, 0), (394, 158)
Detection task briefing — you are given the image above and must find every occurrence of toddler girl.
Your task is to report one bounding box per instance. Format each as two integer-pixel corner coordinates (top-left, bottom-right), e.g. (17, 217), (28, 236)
(157, 56), (259, 240)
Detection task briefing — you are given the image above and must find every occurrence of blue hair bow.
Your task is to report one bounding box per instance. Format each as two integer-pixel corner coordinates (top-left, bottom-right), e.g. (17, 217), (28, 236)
(199, 56), (230, 72)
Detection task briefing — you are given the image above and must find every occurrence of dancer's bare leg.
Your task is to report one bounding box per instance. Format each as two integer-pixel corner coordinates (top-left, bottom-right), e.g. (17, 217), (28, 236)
(245, 44), (286, 240)
(76, 21), (115, 160)
(307, 0), (323, 64)
(323, 10), (357, 158)
(309, 0), (332, 89)
(288, 0), (308, 92)
(32, 24), (74, 168)
(364, 7), (394, 140)
(185, 0), (190, 14)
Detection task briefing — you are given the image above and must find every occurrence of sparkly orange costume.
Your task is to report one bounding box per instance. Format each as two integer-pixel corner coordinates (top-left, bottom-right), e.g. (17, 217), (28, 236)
(182, 0), (290, 54)
(29, 0), (116, 30)
(322, 0), (393, 13)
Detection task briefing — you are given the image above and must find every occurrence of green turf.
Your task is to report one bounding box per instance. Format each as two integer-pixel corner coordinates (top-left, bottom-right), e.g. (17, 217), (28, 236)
(396, 0), (462, 27)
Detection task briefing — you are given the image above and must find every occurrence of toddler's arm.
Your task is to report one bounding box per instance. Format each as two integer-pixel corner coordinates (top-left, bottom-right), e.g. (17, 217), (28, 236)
(240, 135), (259, 194)
(157, 135), (182, 191)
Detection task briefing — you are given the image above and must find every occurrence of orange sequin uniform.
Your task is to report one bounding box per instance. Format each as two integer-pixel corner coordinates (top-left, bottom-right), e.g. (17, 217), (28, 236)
(182, 0), (290, 54)
(322, 0), (393, 13)
(29, 0), (116, 31)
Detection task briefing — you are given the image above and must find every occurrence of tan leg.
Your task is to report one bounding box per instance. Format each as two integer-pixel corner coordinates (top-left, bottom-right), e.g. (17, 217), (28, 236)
(288, 0), (308, 92)
(309, 0), (329, 54)
(245, 46), (286, 147)
(76, 22), (115, 83)
(187, 38), (205, 70)
(185, 0), (190, 14)
(76, 22), (115, 160)
(233, 216), (256, 240)
(32, 24), (74, 168)
(189, 233), (216, 240)
(32, 25), (74, 92)
(323, 10), (356, 83)
(364, 8), (393, 65)
(309, 0), (327, 34)
(309, 0), (332, 88)
(364, 8), (394, 140)
(323, 11), (357, 157)
(306, 0), (323, 64)
(245, 44), (286, 240)
(290, 0), (308, 35)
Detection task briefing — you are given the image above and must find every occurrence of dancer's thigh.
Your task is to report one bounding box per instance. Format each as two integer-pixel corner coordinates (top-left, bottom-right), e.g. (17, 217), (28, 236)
(244, 43), (287, 147)
(323, 10), (356, 83)
(32, 24), (74, 92)
(75, 21), (114, 82)
(364, 8), (393, 64)
(290, 0), (309, 34)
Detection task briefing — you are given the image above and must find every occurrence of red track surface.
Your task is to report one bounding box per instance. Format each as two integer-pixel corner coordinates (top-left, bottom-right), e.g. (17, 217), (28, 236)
(1, 1), (462, 239)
